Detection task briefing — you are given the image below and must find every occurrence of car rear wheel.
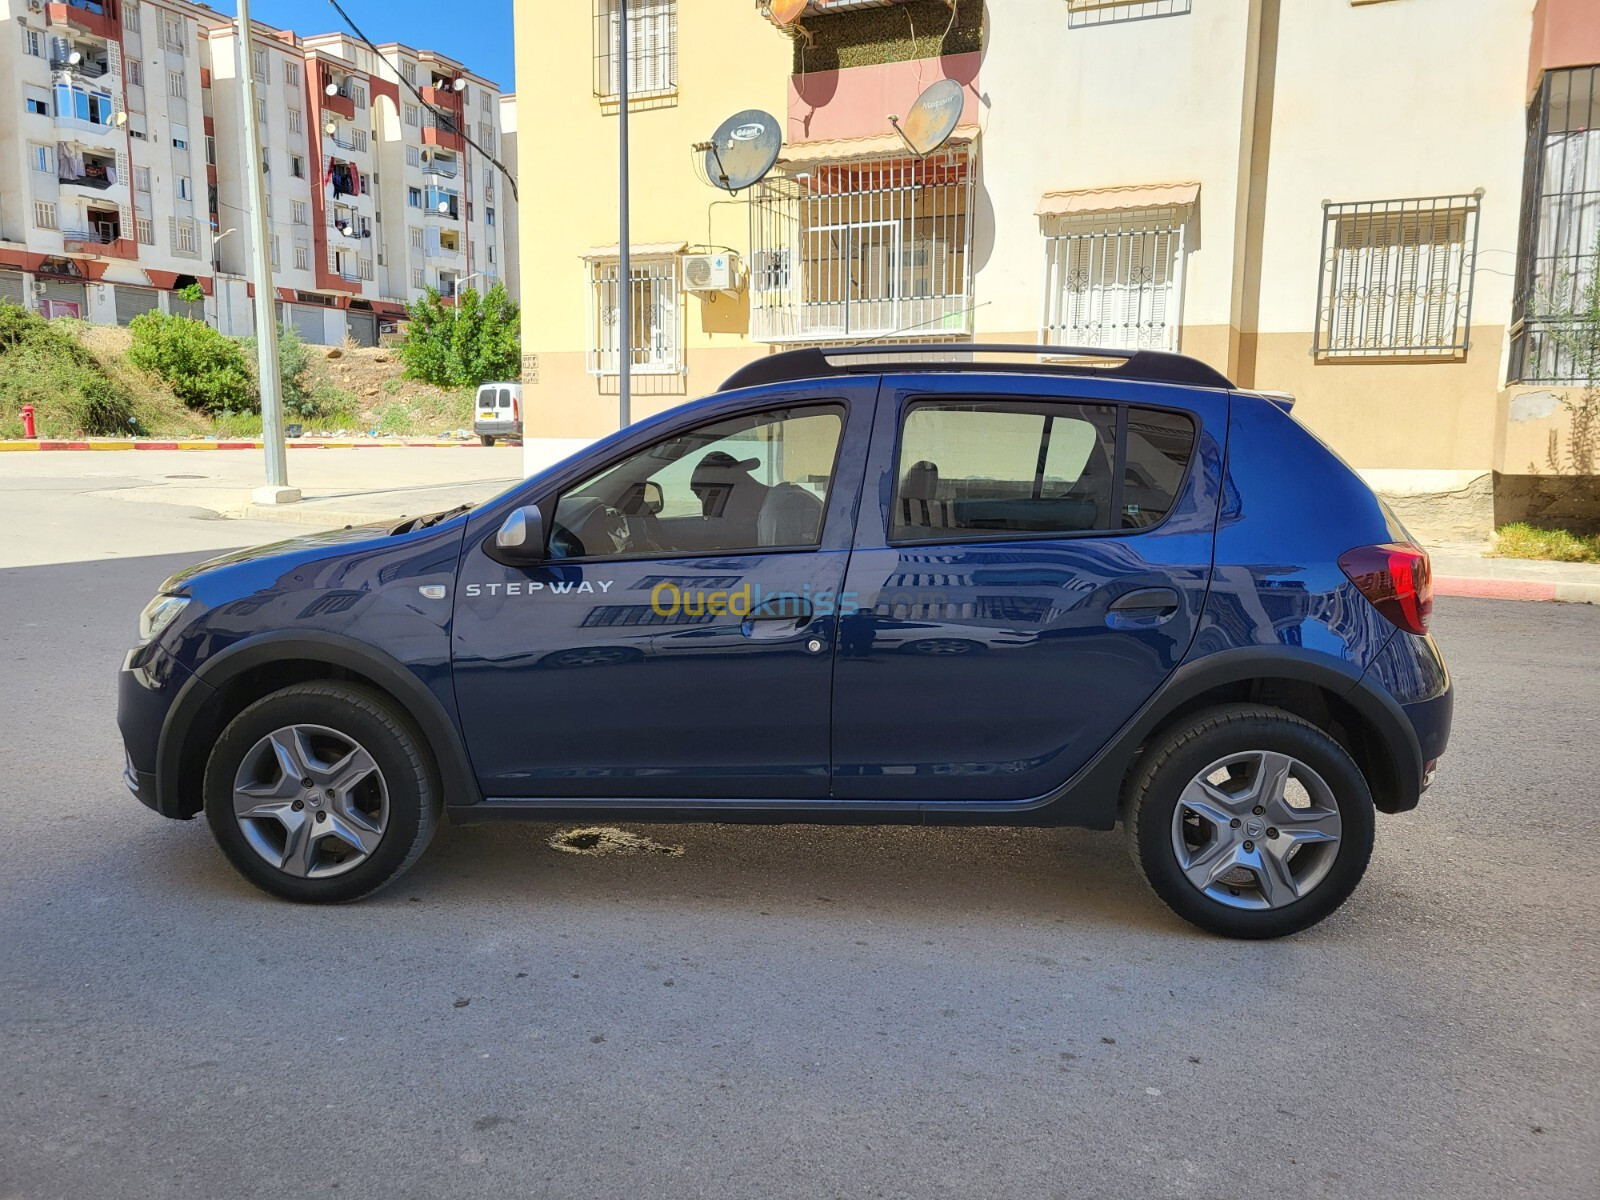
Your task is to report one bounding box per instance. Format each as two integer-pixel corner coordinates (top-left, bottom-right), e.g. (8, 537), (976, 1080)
(204, 682), (440, 903)
(1125, 705), (1375, 939)
(480, 434), (496, 446)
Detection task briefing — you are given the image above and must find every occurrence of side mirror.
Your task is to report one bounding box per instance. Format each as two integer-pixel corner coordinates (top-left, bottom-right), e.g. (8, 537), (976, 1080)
(640, 481), (664, 515)
(493, 505), (545, 563)
(618, 480), (664, 516)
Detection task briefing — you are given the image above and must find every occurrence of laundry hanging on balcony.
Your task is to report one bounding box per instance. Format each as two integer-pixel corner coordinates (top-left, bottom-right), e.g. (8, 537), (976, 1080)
(56, 143), (85, 181)
(324, 161), (361, 199)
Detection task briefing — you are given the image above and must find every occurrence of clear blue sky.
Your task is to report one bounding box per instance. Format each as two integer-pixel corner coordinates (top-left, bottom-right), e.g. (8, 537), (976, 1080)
(208, 0), (517, 92)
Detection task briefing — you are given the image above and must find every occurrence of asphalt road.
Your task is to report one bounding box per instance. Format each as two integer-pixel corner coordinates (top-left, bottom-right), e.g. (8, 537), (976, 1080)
(1, 482), (1597, 1200)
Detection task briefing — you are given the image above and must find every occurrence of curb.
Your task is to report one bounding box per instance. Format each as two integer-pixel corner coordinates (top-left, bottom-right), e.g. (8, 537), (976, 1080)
(0, 440), (492, 452)
(1436, 575), (1599, 605)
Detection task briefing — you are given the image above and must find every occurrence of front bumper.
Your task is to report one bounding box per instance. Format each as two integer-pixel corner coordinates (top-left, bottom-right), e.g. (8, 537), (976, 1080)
(117, 643), (206, 819)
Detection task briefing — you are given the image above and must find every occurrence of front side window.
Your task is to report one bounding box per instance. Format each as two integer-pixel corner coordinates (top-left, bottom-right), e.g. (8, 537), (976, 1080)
(891, 400), (1195, 542)
(550, 406), (845, 560)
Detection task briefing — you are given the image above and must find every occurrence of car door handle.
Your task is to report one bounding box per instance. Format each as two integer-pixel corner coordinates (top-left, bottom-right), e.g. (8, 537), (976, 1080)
(746, 597), (813, 622)
(1108, 587), (1180, 616)
(740, 597), (814, 641)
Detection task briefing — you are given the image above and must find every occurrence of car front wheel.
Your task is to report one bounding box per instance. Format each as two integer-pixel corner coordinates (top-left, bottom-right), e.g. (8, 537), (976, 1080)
(204, 682), (441, 902)
(1125, 705), (1376, 939)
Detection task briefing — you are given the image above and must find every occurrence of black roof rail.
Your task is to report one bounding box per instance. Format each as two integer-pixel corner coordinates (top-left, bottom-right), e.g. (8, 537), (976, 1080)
(718, 343), (1236, 393)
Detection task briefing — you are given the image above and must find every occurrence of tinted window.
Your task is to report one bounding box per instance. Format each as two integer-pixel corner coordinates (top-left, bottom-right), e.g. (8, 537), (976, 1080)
(891, 401), (1194, 541)
(550, 406), (844, 560)
(1122, 408), (1195, 528)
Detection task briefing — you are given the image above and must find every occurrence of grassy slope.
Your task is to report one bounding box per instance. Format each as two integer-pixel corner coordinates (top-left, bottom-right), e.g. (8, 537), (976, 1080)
(0, 319), (474, 439)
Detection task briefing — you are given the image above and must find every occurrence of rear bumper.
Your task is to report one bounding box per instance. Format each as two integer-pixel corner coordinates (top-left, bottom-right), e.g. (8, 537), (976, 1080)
(473, 420), (522, 437)
(1359, 629), (1452, 808)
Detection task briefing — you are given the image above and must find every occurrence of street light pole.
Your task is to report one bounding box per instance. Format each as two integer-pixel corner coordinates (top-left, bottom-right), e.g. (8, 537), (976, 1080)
(236, 0), (297, 504)
(617, 0), (631, 428)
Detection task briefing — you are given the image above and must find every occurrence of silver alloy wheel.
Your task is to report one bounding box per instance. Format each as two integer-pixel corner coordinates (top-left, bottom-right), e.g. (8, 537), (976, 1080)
(232, 724), (389, 879)
(1170, 750), (1343, 910)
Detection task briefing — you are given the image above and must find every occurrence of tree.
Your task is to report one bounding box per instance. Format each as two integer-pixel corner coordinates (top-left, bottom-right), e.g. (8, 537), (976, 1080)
(399, 281), (520, 388)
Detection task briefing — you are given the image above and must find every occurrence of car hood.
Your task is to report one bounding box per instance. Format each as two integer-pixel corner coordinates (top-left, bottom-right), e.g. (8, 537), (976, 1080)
(159, 520), (407, 593)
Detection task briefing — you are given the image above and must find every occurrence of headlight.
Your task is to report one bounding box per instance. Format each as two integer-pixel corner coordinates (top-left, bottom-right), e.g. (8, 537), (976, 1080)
(138, 594), (191, 644)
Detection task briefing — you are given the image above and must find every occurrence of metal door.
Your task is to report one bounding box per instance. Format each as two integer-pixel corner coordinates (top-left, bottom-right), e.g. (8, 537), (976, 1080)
(115, 285), (160, 324)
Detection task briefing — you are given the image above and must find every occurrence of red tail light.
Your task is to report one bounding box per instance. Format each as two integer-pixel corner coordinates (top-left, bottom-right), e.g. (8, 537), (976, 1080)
(512, 397), (520, 423)
(1338, 542), (1433, 635)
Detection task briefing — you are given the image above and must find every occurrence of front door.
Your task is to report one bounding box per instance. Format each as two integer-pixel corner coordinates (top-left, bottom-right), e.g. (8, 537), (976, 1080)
(453, 391), (871, 800)
(832, 375), (1226, 802)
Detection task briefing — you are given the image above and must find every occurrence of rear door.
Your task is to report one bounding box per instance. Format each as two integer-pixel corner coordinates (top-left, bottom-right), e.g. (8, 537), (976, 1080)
(832, 373), (1227, 802)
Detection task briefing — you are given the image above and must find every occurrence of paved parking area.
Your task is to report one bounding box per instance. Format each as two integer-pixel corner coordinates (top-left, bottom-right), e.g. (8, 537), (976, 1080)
(0, 480), (1595, 1199)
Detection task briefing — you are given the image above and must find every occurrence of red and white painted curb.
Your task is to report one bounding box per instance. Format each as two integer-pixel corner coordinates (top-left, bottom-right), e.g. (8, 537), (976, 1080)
(0, 439), (499, 452)
(1435, 576), (1598, 605)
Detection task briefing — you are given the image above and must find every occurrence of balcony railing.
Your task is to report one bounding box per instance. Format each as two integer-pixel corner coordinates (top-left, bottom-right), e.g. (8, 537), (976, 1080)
(51, 57), (111, 78)
(60, 168), (117, 191)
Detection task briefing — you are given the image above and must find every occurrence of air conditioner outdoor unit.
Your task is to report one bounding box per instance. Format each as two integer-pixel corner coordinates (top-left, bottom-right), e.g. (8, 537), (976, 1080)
(682, 252), (740, 297)
(28, 1), (42, 12)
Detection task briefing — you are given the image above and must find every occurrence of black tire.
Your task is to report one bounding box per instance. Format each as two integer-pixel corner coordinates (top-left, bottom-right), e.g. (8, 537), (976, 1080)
(480, 434), (496, 446)
(204, 682), (441, 903)
(1125, 704), (1376, 939)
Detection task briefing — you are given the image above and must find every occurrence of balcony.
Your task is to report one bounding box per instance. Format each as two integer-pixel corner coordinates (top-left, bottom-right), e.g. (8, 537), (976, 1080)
(63, 231), (137, 260)
(51, 57), (111, 79)
(320, 76), (357, 121)
(421, 123), (463, 153)
(55, 115), (122, 150)
(423, 155), (459, 179)
(45, 1), (120, 42)
(60, 173), (116, 193)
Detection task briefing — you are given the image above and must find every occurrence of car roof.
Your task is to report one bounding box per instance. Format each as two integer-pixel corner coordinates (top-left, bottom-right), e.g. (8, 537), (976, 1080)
(718, 344), (1236, 394)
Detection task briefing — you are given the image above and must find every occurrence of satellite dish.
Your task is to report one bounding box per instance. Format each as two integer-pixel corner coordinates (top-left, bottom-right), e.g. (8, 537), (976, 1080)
(324, 120), (338, 134)
(891, 78), (964, 157)
(112, 110), (127, 126)
(325, 82), (338, 96)
(452, 78), (467, 92)
(766, 0), (808, 26)
(437, 201), (450, 213)
(68, 50), (82, 64)
(700, 108), (781, 194)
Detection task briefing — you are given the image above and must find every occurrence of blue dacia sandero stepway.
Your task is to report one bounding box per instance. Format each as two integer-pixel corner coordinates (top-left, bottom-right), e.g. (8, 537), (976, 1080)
(118, 345), (1451, 938)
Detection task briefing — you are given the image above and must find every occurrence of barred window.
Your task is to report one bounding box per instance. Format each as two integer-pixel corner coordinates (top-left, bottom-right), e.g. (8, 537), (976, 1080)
(1314, 195), (1480, 359)
(592, 0), (677, 99)
(1041, 208), (1189, 351)
(1067, 0), (1192, 26)
(294, 244), (310, 271)
(33, 201), (57, 230)
(750, 146), (974, 344)
(291, 200), (307, 224)
(586, 256), (683, 376)
(287, 107), (302, 133)
(136, 217), (154, 245)
(1512, 66), (1600, 383)
(284, 62), (300, 88)
(176, 220), (197, 253)
(411, 267), (425, 288)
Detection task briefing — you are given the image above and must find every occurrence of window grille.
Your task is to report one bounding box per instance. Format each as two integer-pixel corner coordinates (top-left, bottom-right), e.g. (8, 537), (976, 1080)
(284, 62), (300, 88)
(136, 217), (153, 244)
(127, 59), (142, 87)
(34, 201), (57, 230)
(294, 244), (310, 270)
(288, 107), (302, 133)
(168, 70), (185, 99)
(749, 144), (975, 343)
(1041, 207), (1188, 351)
(176, 220), (197, 253)
(360, 258), (374, 280)
(252, 49), (269, 82)
(411, 267), (425, 288)
(1511, 66), (1600, 383)
(291, 200), (307, 225)
(586, 256), (683, 376)
(1067, 0), (1191, 26)
(123, 4), (139, 34)
(592, 0), (677, 98)
(1314, 195), (1480, 359)
(134, 165), (150, 191)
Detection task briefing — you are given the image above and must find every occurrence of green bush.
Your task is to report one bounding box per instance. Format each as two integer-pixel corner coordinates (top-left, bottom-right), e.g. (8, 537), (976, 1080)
(242, 322), (316, 417)
(399, 282), (520, 388)
(0, 300), (138, 436)
(126, 311), (255, 415)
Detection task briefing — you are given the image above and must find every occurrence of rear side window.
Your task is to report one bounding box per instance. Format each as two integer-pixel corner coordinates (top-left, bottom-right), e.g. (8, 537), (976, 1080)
(891, 400), (1195, 542)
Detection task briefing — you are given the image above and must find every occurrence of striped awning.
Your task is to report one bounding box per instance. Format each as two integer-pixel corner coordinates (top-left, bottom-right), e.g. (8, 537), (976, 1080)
(1036, 182), (1200, 217)
(779, 124), (979, 166)
(581, 241), (688, 260)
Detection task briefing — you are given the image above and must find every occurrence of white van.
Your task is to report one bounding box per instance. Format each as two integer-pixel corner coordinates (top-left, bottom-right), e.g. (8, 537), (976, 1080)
(473, 383), (522, 446)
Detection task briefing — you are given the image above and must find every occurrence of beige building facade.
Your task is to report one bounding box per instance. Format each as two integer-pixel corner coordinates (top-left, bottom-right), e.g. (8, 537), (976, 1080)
(515, 0), (1600, 535)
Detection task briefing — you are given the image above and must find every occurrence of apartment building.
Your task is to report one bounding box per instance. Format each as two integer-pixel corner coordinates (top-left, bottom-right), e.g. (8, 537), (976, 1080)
(1, 0), (214, 323)
(203, 24), (506, 345)
(499, 91), (518, 303)
(515, 0), (1600, 535)
(0, 1), (507, 345)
